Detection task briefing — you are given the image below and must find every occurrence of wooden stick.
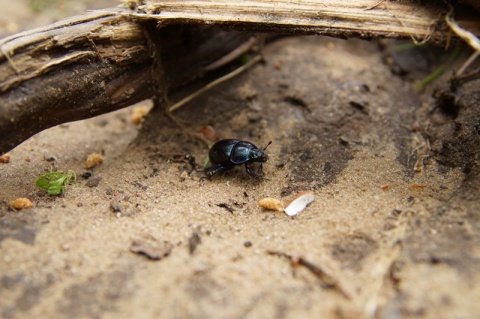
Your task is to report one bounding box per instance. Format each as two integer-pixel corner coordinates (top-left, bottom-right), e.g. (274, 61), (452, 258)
(132, 0), (458, 41)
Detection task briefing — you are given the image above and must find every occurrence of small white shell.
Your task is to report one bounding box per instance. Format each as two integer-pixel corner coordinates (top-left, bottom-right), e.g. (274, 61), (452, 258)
(284, 191), (314, 216)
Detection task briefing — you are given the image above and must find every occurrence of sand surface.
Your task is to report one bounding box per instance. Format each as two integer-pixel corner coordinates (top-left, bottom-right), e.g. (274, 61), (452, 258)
(1, 1), (480, 318)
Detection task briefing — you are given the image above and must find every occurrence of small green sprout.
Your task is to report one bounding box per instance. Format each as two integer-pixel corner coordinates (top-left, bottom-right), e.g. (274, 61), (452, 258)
(35, 170), (77, 196)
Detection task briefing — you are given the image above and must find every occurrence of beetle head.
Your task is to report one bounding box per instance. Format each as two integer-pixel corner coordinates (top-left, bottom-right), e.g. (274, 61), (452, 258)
(250, 148), (268, 162)
(250, 141), (272, 163)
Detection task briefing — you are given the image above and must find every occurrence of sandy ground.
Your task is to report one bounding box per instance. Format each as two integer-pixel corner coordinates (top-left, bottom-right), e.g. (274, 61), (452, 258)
(1, 1), (480, 319)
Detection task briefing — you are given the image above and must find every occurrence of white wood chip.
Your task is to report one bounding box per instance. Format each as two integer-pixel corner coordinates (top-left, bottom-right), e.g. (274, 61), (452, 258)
(284, 191), (314, 216)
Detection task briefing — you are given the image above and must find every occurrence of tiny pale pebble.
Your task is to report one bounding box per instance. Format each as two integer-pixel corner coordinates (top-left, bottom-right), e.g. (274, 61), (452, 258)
(0, 153), (11, 163)
(85, 153), (104, 169)
(8, 198), (34, 210)
(131, 106), (150, 124)
(259, 198), (284, 211)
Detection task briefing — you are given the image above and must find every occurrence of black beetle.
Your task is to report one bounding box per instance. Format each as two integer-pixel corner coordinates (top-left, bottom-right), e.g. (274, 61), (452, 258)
(205, 139), (272, 179)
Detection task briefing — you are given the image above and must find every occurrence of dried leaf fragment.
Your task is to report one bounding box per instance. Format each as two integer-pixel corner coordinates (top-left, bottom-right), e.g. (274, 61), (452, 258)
(85, 153), (104, 169)
(284, 191), (314, 216)
(130, 240), (173, 261)
(259, 198), (284, 211)
(215, 202), (234, 213)
(8, 198), (34, 210)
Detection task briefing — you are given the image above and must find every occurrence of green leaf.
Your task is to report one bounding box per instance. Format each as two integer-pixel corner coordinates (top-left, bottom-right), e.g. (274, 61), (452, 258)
(35, 170), (76, 196)
(35, 176), (50, 190)
(47, 185), (64, 196)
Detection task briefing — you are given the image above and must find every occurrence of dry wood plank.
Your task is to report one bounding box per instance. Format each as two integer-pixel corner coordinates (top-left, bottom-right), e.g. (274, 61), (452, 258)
(131, 0), (456, 42)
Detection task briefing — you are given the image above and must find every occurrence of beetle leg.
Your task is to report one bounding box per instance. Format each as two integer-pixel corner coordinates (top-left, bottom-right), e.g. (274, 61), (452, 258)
(205, 164), (229, 178)
(245, 163), (262, 180)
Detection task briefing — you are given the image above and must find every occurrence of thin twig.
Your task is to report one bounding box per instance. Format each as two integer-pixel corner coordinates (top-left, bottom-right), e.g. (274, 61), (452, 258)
(168, 55), (262, 113)
(202, 37), (261, 73)
(455, 51), (480, 76)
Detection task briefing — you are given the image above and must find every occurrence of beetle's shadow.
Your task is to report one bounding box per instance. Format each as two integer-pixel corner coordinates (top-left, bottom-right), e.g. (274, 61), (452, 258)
(203, 164), (268, 185)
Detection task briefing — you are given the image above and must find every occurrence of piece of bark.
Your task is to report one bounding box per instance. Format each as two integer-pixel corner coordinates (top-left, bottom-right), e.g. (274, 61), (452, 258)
(0, 11), (151, 152)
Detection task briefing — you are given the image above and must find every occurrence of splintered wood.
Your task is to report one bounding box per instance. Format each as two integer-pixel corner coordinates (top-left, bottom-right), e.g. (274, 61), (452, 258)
(133, 0), (452, 41)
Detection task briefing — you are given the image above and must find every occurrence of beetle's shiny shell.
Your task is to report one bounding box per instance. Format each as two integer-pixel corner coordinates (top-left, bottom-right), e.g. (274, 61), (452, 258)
(209, 139), (259, 165)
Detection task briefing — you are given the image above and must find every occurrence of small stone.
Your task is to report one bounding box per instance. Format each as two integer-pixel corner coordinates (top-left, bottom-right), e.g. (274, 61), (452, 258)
(131, 106), (151, 124)
(0, 153), (11, 163)
(85, 153), (104, 169)
(86, 177), (102, 188)
(259, 198), (284, 211)
(8, 198), (34, 210)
